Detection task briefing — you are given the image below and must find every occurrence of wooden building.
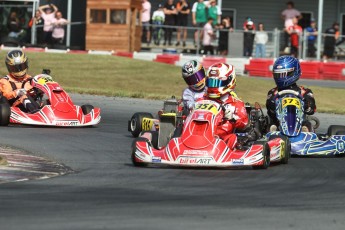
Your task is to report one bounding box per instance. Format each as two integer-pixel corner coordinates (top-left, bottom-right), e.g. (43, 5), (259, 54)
(86, 0), (142, 52)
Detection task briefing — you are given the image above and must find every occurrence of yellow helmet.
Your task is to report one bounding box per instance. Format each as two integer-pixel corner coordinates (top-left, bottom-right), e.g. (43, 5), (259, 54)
(5, 49), (28, 79)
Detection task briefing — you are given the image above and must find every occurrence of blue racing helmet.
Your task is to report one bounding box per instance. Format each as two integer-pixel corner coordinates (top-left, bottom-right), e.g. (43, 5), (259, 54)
(272, 56), (301, 89)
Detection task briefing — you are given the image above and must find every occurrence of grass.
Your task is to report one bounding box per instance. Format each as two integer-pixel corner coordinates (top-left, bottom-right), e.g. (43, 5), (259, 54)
(0, 50), (344, 114)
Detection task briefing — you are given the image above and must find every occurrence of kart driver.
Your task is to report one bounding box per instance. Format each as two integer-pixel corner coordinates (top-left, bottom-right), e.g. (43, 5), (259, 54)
(181, 60), (207, 110)
(266, 55), (316, 131)
(203, 62), (251, 149)
(0, 49), (39, 113)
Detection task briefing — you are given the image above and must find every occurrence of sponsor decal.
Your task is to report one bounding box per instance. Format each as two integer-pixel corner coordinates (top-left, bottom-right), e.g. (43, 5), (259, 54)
(183, 150), (208, 155)
(56, 120), (79, 126)
(336, 140), (345, 153)
(152, 156), (161, 163)
(178, 157), (213, 165)
(276, 65), (283, 69)
(231, 159), (244, 165)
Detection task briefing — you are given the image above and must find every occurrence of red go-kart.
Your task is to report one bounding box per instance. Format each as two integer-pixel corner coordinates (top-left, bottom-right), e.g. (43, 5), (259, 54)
(0, 74), (101, 127)
(132, 99), (290, 169)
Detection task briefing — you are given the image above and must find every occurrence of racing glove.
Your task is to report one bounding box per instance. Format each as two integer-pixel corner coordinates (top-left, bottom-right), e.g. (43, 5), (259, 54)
(223, 104), (236, 121)
(16, 89), (27, 98)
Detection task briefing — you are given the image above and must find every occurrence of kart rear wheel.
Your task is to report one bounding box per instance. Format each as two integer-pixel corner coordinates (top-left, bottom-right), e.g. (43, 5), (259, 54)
(327, 125), (345, 136)
(252, 141), (270, 170)
(0, 97), (10, 126)
(81, 104), (94, 115)
(131, 137), (149, 167)
(269, 135), (291, 164)
(129, 112), (154, 137)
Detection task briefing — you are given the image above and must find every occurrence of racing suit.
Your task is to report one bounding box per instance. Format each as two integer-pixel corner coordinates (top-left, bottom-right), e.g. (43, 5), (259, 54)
(182, 87), (206, 110)
(266, 84), (316, 128)
(0, 74), (39, 112)
(204, 92), (249, 149)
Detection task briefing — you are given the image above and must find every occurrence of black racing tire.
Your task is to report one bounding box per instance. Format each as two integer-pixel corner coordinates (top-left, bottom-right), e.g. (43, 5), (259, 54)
(327, 125), (345, 136)
(172, 126), (183, 138)
(81, 104), (94, 115)
(129, 112), (154, 137)
(131, 137), (149, 167)
(252, 141), (270, 170)
(0, 97), (11, 126)
(269, 134), (291, 164)
(141, 131), (159, 149)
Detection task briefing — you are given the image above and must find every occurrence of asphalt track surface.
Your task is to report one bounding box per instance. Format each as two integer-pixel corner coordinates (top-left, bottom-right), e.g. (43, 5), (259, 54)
(0, 94), (345, 230)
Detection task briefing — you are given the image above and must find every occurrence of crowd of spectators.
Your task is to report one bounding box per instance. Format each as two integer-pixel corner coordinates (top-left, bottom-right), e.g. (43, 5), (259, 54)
(139, 0), (344, 59)
(0, 3), (68, 48)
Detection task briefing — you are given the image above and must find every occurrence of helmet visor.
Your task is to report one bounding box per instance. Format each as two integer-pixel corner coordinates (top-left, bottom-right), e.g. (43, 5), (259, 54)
(7, 62), (28, 73)
(273, 67), (295, 79)
(206, 77), (231, 88)
(184, 70), (205, 86)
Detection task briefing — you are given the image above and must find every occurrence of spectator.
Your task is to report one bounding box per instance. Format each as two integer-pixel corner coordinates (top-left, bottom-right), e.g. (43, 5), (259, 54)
(281, 1), (301, 50)
(28, 10), (44, 45)
(51, 11), (68, 45)
(208, 0), (221, 26)
(175, 0), (190, 47)
(203, 17), (215, 55)
(306, 18), (318, 57)
(192, 0), (208, 46)
(39, 4), (58, 45)
(152, 4), (165, 45)
(7, 11), (25, 41)
(217, 17), (233, 56)
(163, 0), (177, 46)
(254, 23), (268, 58)
(243, 17), (256, 30)
(243, 20), (255, 57)
(323, 22), (340, 61)
(141, 0), (151, 45)
(287, 16), (302, 57)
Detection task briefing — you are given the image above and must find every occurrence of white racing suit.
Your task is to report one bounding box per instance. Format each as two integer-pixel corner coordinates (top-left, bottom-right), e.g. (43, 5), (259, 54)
(182, 87), (206, 110)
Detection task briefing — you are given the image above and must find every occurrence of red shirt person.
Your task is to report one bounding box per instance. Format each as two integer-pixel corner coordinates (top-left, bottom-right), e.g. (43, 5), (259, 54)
(287, 17), (302, 57)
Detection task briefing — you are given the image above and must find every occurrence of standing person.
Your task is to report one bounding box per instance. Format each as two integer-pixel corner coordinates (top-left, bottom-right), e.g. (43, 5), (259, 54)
(38, 4), (58, 45)
(192, 0), (208, 46)
(141, 0), (151, 45)
(243, 20), (255, 57)
(51, 11), (69, 45)
(281, 1), (301, 50)
(152, 4), (165, 45)
(218, 17), (233, 56)
(0, 50), (39, 113)
(254, 23), (268, 58)
(163, 0), (177, 46)
(175, 0), (190, 47)
(323, 22), (340, 61)
(203, 17), (215, 55)
(287, 17), (302, 58)
(7, 11), (25, 41)
(306, 19), (318, 57)
(28, 10), (44, 45)
(208, 0), (221, 26)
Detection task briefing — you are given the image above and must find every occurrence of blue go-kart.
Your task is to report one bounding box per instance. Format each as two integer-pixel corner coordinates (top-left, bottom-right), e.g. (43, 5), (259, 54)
(266, 89), (345, 156)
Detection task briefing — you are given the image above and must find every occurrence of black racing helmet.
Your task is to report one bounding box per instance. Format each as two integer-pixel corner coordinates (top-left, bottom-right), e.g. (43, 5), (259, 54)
(5, 49), (28, 79)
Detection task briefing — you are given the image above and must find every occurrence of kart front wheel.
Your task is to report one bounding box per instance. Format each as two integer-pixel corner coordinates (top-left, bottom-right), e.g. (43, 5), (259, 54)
(0, 97), (10, 126)
(129, 112), (154, 137)
(253, 141), (270, 170)
(131, 137), (149, 167)
(327, 125), (345, 136)
(269, 135), (291, 164)
(81, 104), (94, 115)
